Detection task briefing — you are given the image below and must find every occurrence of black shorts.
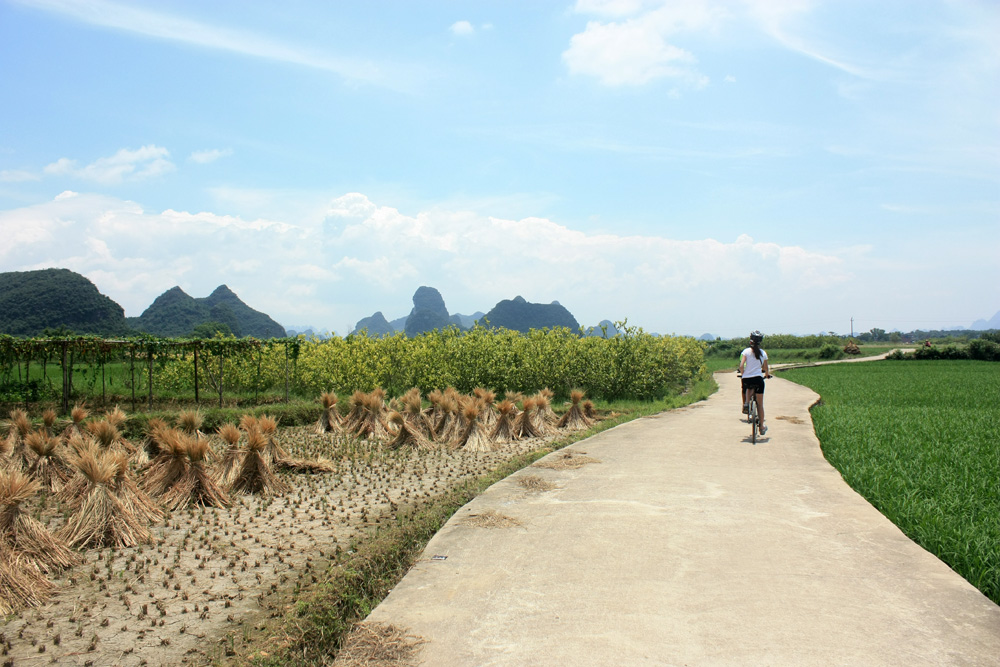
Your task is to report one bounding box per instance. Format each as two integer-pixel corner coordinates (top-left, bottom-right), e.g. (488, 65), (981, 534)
(741, 376), (765, 394)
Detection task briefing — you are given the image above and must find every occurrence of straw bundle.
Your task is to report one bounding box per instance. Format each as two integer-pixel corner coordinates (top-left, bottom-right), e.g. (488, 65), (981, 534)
(108, 451), (163, 525)
(557, 390), (593, 430)
(316, 391), (341, 434)
(60, 448), (153, 548)
(489, 399), (519, 444)
(0, 544), (53, 615)
(256, 414), (290, 462)
(229, 428), (289, 496)
(160, 437), (231, 510)
(0, 468), (81, 573)
(512, 397), (542, 439)
(215, 422), (244, 488)
(386, 411), (434, 451)
(456, 402), (494, 452)
(142, 428), (191, 497)
(24, 430), (73, 493)
(473, 388), (499, 426)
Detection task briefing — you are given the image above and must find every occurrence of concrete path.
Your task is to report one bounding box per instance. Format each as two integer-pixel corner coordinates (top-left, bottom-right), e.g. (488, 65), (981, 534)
(361, 371), (1000, 666)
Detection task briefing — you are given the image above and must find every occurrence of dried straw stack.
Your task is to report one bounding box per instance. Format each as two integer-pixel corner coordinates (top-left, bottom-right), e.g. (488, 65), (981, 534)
(229, 427), (289, 496)
(0, 468), (81, 573)
(385, 411), (434, 451)
(489, 399), (519, 444)
(316, 391), (341, 434)
(557, 389), (593, 430)
(456, 402), (494, 452)
(159, 437), (231, 510)
(24, 430), (73, 493)
(60, 448), (154, 548)
(513, 397), (543, 440)
(0, 544), (53, 615)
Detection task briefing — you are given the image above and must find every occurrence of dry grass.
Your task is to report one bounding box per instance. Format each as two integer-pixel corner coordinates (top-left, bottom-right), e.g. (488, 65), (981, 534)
(464, 509), (522, 529)
(533, 450), (601, 470)
(333, 622), (427, 667)
(517, 474), (556, 492)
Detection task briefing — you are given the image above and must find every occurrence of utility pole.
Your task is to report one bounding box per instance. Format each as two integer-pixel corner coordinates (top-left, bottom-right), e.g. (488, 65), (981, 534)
(850, 317), (854, 337)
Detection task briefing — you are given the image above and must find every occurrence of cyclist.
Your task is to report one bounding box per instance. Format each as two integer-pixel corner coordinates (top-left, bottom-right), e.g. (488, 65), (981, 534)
(738, 330), (770, 435)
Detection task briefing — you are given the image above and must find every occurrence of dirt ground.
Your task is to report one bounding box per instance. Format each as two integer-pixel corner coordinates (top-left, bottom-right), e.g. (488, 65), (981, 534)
(0, 424), (562, 667)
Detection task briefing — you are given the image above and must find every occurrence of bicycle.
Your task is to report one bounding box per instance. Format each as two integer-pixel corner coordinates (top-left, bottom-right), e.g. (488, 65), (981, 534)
(739, 373), (770, 444)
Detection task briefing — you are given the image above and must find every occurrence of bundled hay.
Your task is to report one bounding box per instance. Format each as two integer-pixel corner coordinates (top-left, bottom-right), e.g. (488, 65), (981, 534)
(536, 389), (560, 428)
(65, 403), (89, 438)
(0, 544), (53, 615)
(342, 390), (368, 434)
(60, 448), (153, 549)
(24, 430), (73, 492)
(530, 394), (559, 436)
(5, 409), (35, 470)
(0, 468), (81, 573)
(86, 417), (136, 456)
(489, 399), (519, 444)
(41, 408), (59, 436)
(138, 417), (171, 463)
(230, 428), (289, 496)
(513, 397), (542, 439)
(433, 393), (463, 444)
(316, 391), (341, 434)
(386, 411), (434, 451)
(557, 389), (593, 430)
(473, 388), (499, 426)
(177, 409), (203, 435)
(400, 388), (436, 441)
(104, 405), (128, 430)
(504, 391), (525, 414)
(108, 451), (163, 525)
(582, 400), (598, 421)
(256, 413), (290, 461)
(160, 437), (230, 510)
(215, 422), (244, 488)
(142, 428), (191, 497)
(54, 432), (99, 508)
(456, 402), (494, 452)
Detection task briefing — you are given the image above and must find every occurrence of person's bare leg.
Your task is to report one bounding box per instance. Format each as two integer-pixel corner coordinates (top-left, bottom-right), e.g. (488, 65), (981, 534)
(756, 393), (766, 433)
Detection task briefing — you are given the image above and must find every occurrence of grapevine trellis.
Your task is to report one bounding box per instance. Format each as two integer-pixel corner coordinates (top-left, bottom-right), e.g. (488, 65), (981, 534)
(0, 325), (705, 413)
(0, 335), (302, 414)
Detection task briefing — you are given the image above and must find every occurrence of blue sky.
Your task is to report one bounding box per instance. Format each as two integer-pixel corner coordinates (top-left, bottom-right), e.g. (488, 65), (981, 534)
(1, 0), (997, 338)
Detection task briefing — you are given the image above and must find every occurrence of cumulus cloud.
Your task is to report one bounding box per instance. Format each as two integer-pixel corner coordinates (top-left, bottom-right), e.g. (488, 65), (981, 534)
(0, 190), (858, 334)
(43, 145), (175, 184)
(564, 2), (723, 87)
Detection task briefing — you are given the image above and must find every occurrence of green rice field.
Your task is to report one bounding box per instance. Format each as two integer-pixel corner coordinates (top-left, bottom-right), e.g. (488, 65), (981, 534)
(780, 360), (1000, 605)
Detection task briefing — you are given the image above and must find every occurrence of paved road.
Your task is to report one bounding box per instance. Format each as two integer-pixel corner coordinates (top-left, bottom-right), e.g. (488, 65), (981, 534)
(361, 370), (1000, 666)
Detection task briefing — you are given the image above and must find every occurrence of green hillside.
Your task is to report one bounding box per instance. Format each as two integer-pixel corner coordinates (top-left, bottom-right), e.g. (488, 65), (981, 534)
(0, 268), (132, 336)
(129, 284), (285, 338)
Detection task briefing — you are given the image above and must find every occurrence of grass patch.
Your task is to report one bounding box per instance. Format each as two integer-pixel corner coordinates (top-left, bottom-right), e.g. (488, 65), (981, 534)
(232, 377), (718, 666)
(780, 360), (1000, 605)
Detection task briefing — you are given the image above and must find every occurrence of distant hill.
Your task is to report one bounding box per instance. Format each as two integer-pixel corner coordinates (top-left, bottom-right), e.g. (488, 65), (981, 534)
(972, 311), (1000, 330)
(353, 311), (395, 337)
(583, 320), (620, 337)
(129, 285), (285, 338)
(404, 286), (451, 336)
(478, 296), (580, 333)
(0, 268), (131, 336)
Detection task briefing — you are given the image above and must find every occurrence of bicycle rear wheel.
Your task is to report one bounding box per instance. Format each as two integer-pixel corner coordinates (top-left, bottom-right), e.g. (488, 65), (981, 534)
(749, 395), (758, 445)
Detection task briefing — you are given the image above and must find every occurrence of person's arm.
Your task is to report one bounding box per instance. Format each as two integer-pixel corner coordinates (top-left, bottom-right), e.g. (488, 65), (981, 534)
(738, 352), (746, 375)
(762, 356), (770, 378)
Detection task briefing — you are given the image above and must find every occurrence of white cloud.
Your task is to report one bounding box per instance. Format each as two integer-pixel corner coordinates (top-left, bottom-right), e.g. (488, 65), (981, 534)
(563, 3), (724, 87)
(189, 148), (233, 164)
(0, 169), (40, 182)
(0, 190), (864, 334)
(43, 145), (175, 184)
(450, 20), (474, 36)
